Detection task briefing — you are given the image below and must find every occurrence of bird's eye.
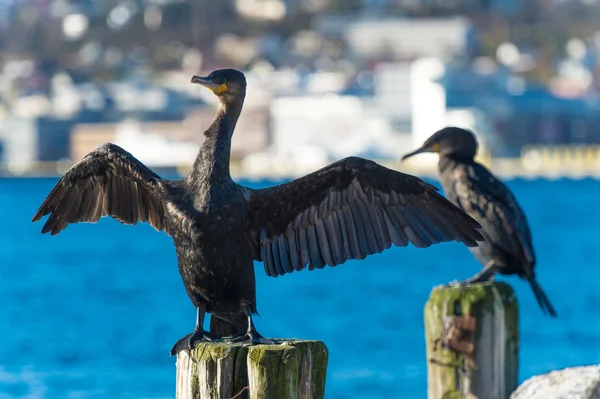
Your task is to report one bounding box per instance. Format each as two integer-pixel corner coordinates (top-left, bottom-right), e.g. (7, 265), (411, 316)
(214, 77), (226, 84)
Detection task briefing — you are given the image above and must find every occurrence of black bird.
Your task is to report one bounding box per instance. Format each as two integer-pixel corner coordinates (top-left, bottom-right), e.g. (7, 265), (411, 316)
(32, 69), (485, 356)
(402, 127), (557, 317)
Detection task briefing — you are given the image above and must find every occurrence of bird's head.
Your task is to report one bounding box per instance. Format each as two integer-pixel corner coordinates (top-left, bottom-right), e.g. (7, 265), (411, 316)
(402, 127), (478, 161)
(191, 69), (246, 104)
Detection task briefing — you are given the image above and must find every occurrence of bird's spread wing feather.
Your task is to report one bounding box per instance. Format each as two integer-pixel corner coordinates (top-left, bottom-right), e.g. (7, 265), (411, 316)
(453, 164), (535, 265)
(245, 157), (484, 277)
(32, 143), (170, 235)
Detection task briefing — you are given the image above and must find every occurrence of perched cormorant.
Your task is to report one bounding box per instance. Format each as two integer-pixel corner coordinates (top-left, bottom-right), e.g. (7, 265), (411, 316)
(402, 126), (557, 317)
(32, 69), (485, 356)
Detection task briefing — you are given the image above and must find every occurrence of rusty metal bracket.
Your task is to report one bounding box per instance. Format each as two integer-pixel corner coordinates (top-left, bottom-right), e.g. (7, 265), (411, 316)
(442, 315), (476, 355)
(431, 314), (478, 372)
(431, 315), (477, 354)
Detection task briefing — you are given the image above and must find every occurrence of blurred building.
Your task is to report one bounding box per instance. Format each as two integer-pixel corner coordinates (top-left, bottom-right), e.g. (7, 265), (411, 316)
(343, 17), (470, 61)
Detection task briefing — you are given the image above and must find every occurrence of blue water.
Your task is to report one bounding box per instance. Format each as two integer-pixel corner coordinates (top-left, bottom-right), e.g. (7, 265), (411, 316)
(2, 177), (600, 398)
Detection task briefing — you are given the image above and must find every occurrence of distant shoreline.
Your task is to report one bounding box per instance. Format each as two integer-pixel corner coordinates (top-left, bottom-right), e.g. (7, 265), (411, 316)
(3, 158), (600, 180)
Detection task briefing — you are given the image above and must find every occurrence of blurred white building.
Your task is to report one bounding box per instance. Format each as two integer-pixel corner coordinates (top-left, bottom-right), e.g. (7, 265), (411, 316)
(344, 17), (470, 60)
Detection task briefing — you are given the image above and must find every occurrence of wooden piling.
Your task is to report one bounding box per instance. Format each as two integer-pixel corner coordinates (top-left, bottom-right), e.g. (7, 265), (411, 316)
(425, 282), (519, 399)
(176, 339), (328, 399)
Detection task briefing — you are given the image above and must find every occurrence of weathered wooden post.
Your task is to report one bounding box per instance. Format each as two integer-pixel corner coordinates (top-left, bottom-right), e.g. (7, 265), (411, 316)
(425, 282), (519, 399)
(176, 339), (328, 399)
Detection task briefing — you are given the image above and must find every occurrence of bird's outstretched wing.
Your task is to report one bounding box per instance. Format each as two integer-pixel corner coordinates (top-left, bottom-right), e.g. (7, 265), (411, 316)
(245, 157), (484, 277)
(452, 163), (535, 265)
(32, 143), (170, 235)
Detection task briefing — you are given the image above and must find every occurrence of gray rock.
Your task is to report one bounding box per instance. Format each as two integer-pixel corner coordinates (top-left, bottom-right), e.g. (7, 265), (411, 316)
(510, 365), (600, 399)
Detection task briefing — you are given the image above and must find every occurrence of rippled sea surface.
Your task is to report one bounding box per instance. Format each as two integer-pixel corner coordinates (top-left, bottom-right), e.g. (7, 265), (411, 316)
(2, 177), (600, 398)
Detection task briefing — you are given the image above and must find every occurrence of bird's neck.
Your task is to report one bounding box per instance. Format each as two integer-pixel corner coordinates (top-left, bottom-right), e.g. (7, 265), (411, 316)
(189, 100), (243, 188)
(438, 154), (475, 173)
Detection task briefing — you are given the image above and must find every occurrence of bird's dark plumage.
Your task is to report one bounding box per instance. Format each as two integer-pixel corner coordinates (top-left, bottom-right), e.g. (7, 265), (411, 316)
(32, 143), (170, 235)
(403, 126), (557, 317)
(33, 70), (486, 356)
(246, 156), (484, 277)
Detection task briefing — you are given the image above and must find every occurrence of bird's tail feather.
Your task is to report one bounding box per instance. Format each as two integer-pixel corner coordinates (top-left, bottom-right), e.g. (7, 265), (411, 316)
(528, 276), (557, 317)
(209, 314), (248, 338)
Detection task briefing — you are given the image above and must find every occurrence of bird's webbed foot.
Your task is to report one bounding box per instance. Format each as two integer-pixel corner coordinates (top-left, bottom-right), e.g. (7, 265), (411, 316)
(228, 307), (277, 346)
(444, 279), (462, 287)
(231, 329), (276, 346)
(446, 261), (497, 287)
(170, 329), (217, 356)
(445, 275), (495, 287)
(459, 274), (496, 285)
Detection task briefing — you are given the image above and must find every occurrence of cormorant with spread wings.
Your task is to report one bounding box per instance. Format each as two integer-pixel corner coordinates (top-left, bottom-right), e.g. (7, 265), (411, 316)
(33, 69), (484, 355)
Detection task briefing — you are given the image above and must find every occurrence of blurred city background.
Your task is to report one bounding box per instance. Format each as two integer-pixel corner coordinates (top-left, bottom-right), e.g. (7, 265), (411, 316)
(3, 1), (600, 399)
(2, 0), (600, 178)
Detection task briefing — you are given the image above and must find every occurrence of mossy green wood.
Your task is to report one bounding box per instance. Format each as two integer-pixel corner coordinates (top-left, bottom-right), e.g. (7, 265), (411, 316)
(175, 339), (328, 399)
(247, 340), (328, 399)
(248, 345), (299, 399)
(176, 342), (249, 399)
(290, 341), (328, 399)
(425, 282), (519, 399)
